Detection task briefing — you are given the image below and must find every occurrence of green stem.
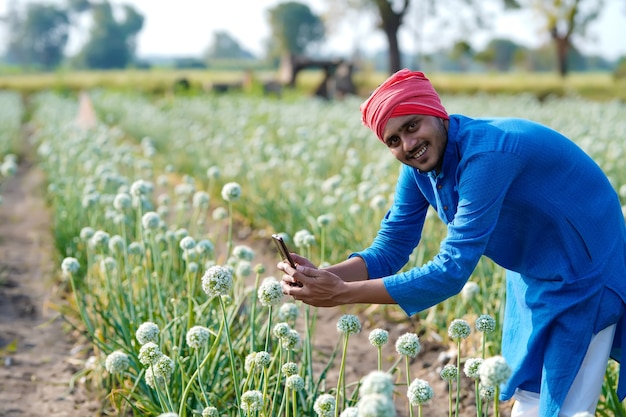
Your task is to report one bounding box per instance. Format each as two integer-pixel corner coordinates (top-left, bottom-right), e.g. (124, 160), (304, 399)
(406, 356), (414, 417)
(178, 317), (224, 417)
(226, 201), (233, 258)
(335, 334), (349, 417)
(455, 340), (461, 417)
(495, 386), (500, 417)
(219, 296), (243, 417)
(250, 271), (261, 351)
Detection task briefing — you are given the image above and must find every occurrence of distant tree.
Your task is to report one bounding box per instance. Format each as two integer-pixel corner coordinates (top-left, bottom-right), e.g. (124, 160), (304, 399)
(267, 2), (325, 58)
(4, 2), (70, 70)
(75, 1), (144, 69)
(449, 40), (473, 71)
(505, 0), (606, 77)
(328, 0), (504, 74)
(66, 0), (92, 13)
(327, 0), (410, 74)
(475, 38), (521, 71)
(206, 31), (255, 60)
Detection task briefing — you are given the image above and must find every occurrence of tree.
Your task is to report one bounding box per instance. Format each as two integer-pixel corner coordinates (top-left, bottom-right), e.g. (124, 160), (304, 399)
(328, 0), (501, 75)
(75, 1), (144, 69)
(506, 0), (606, 77)
(475, 38), (522, 71)
(267, 2), (325, 57)
(206, 31), (255, 60)
(3, 2), (70, 70)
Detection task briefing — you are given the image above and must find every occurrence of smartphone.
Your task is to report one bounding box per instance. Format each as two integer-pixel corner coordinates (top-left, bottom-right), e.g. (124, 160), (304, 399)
(272, 234), (297, 268)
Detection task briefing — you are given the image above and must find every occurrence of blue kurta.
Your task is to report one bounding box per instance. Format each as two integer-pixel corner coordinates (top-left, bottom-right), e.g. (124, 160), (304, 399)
(351, 115), (626, 416)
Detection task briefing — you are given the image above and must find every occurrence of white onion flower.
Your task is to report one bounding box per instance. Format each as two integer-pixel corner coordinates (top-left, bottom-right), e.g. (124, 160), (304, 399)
(286, 374), (305, 391)
(475, 314), (496, 333)
(281, 329), (300, 350)
(357, 393), (396, 417)
(316, 214), (334, 227)
(407, 378), (434, 405)
(479, 355), (512, 387)
(138, 342), (161, 366)
(141, 211), (160, 230)
(235, 260), (252, 278)
(136, 321), (160, 345)
(130, 179), (152, 196)
(154, 354), (174, 379)
(108, 235), (125, 253)
(278, 303), (299, 322)
(360, 371), (394, 398)
(461, 281), (480, 302)
(212, 207), (228, 220)
(337, 314), (361, 335)
(80, 227), (95, 240)
(195, 239), (214, 256)
(340, 407), (359, 417)
(368, 328), (389, 348)
(128, 242), (143, 255)
(281, 361), (298, 377)
(192, 191), (210, 208)
(221, 182), (241, 202)
(233, 244), (255, 261)
(202, 406), (218, 417)
(113, 193), (132, 210)
(395, 332), (420, 358)
(201, 265), (233, 297)
(258, 277), (283, 307)
(313, 393), (336, 417)
(240, 390), (263, 414)
(61, 257), (80, 275)
(100, 256), (117, 272)
(440, 364), (458, 382)
(293, 229), (315, 248)
(254, 351), (271, 368)
(90, 230), (110, 249)
(207, 166), (220, 180)
(463, 357), (483, 379)
(448, 319), (471, 340)
(105, 350), (130, 374)
(479, 384), (495, 401)
(179, 236), (196, 251)
(273, 322), (291, 339)
(186, 326), (210, 349)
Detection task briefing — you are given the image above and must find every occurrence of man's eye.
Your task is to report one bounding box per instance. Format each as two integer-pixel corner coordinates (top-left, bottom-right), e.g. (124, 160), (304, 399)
(386, 136), (400, 147)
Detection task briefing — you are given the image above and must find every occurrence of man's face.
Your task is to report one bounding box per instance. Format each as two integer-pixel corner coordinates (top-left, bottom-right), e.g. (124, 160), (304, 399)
(382, 115), (449, 173)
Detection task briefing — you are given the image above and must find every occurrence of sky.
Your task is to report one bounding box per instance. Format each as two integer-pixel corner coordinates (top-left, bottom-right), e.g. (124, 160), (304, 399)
(1, 0), (625, 60)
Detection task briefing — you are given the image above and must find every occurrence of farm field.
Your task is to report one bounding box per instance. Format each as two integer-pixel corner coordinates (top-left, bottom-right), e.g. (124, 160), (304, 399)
(0, 84), (625, 416)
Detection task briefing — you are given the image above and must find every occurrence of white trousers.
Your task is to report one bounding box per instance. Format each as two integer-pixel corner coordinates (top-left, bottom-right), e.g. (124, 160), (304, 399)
(511, 324), (616, 417)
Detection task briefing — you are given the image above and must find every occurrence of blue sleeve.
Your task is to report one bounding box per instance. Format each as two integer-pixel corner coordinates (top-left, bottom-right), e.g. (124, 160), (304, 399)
(379, 152), (524, 316)
(350, 164), (429, 276)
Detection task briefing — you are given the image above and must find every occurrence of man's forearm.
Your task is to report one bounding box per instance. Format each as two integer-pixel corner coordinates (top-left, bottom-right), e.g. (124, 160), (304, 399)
(324, 256), (370, 282)
(324, 257), (397, 305)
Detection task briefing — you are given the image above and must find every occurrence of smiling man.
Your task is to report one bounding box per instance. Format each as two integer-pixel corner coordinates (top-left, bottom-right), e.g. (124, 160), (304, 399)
(279, 69), (626, 417)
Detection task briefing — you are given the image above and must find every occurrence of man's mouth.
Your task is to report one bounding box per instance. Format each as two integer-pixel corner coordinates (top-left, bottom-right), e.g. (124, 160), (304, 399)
(409, 144), (428, 159)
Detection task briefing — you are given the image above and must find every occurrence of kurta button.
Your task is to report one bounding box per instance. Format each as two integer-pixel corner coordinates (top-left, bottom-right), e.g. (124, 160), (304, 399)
(444, 206), (448, 210)
(437, 184), (442, 189)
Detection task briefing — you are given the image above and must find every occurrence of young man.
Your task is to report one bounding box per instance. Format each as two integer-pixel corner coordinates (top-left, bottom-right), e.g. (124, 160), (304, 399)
(279, 69), (626, 416)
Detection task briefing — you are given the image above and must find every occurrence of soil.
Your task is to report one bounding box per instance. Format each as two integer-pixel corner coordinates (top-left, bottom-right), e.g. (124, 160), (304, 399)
(0, 100), (512, 416)
(0, 147), (100, 416)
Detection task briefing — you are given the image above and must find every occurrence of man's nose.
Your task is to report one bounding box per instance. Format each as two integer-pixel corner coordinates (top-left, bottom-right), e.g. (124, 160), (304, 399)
(402, 135), (416, 152)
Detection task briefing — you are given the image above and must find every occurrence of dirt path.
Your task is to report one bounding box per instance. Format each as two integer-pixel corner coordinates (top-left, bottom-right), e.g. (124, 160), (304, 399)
(0, 146), (98, 416)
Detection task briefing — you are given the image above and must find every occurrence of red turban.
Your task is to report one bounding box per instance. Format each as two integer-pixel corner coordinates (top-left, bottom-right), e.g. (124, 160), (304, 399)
(360, 69), (448, 142)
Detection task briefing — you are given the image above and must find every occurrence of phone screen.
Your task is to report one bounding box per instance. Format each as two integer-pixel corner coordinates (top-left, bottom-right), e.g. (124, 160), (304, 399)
(272, 234), (297, 268)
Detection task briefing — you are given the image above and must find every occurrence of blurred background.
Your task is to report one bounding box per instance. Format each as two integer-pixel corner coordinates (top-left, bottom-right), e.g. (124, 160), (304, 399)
(0, 0), (625, 97)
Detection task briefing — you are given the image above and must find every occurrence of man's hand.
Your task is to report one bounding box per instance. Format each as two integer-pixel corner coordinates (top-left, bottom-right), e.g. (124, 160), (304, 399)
(278, 261), (348, 307)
